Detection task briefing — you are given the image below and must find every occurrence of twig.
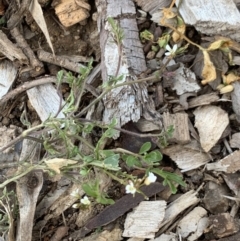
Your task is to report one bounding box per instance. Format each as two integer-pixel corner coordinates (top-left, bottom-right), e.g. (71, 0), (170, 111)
(0, 77), (57, 108)
(10, 27), (44, 71)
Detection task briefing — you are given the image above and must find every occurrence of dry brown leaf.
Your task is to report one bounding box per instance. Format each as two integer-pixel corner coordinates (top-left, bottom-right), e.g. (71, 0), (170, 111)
(207, 39), (232, 51)
(44, 158), (78, 174)
(220, 85), (234, 94)
(29, 0), (55, 55)
(201, 51), (217, 85)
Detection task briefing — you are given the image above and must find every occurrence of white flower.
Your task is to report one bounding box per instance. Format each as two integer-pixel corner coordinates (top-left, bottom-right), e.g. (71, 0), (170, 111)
(72, 203), (80, 209)
(80, 196), (91, 205)
(71, 189), (80, 198)
(144, 172), (157, 185)
(165, 44), (178, 56)
(125, 181), (136, 194)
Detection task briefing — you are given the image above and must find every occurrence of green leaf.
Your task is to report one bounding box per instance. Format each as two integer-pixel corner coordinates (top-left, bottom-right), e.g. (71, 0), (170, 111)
(96, 195), (115, 205)
(99, 150), (115, 158)
(82, 183), (98, 198)
(145, 150), (163, 163)
(139, 142), (151, 154)
(126, 156), (141, 167)
(104, 154), (120, 169)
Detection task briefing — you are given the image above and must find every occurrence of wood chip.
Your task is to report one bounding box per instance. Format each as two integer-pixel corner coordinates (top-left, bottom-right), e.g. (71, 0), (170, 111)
(135, 118), (161, 132)
(162, 141), (210, 172)
(230, 133), (240, 149)
(173, 92), (219, 112)
(176, 0), (240, 42)
(122, 201), (166, 239)
(0, 60), (18, 100)
(27, 83), (65, 122)
(176, 207), (209, 241)
(194, 105), (229, 152)
(206, 150), (240, 173)
(52, 0), (90, 27)
(158, 190), (200, 230)
(171, 63), (200, 95)
(163, 112), (190, 144)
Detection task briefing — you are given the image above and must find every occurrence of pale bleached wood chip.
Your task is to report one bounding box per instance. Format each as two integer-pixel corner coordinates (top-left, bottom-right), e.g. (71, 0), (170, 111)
(206, 150), (240, 173)
(0, 60), (18, 99)
(171, 63), (200, 95)
(163, 112), (190, 144)
(175, 0), (240, 42)
(162, 141), (210, 172)
(230, 133), (240, 149)
(194, 105), (229, 152)
(232, 81), (240, 122)
(158, 190), (200, 230)
(176, 207), (209, 241)
(152, 233), (178, 241)
(123, 201), (166, 239)
(27, 83), (65, 122)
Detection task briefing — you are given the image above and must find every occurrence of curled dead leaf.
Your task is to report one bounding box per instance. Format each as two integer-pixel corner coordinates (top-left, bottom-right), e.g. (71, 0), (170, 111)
(162, 8), (177, 19)
(207, 39), (232, 51)
(201, 51), (217, 85)
(44, 158), (78, 174)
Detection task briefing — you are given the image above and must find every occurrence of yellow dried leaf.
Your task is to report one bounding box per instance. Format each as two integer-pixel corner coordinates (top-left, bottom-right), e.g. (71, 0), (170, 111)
(45, 158), (78, 174)
(207, 40), (232, 51)
(224, 72), (240, 85)
(201, 51), (217, 85)
(162, 8), (177, 19)
(172, 24), (186, 42)
(220, 85), (234, 94)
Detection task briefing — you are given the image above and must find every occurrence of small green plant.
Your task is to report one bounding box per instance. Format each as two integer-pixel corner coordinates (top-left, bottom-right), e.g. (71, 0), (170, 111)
(0, 17), (185, 212)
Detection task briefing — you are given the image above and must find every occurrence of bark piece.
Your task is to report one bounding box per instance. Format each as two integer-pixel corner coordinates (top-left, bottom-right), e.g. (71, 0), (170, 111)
(203, 181), (229, 214)
(173, 92), (219, 112)
(230, 133), (240, 149)
(0, 60), (18, 100)
(96, 0), (161, 136)
(162, 141), (210, 172)
(206, 150), (240, 173)
(52, 0), (90, 27)
(231, 81), (240, 123)
(208, 213), (239, 238)
(27, 83), (65, 122)
(194, 105), (229, 152)
(175, 0), (240, 42)
(176, 207), (209, 241)
(171, 63), (200, 95)
(49, 226), (69, 241)
(223, 173), (240, 197)
(122, 201), (166, 239)
(16, 170), (43, 241)
(163, 112), (190, 144)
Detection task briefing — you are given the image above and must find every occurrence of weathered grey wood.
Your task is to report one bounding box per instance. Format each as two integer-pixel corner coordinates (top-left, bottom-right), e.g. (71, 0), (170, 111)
(0, 60), (18, 100)
(0, 31), (28, 64)
(206, 150), (240, 173)
(96, 0), (161, 135)
(163, 112), (190, 144)
(122, 201), (166, 239)
(176, 0), (240, 41)
(27, 83), (65, 121)
(134, 0), (171, 14)
(16, 171), (43, 241)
